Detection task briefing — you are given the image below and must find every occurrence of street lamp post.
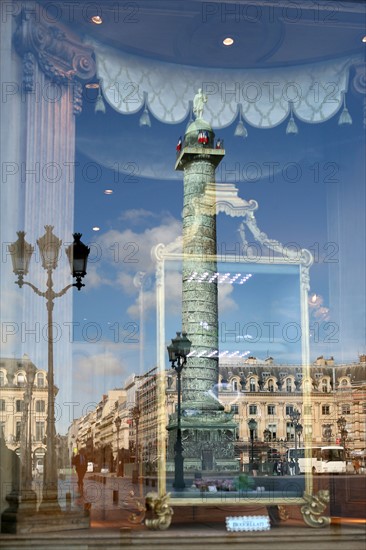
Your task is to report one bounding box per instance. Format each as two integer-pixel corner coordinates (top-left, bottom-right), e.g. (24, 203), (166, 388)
(114, 416), (121, 476)
(167, 331), (192, 490)
(21, 355), (37, 491)
(289, 408), (301, 472)
(296, 423), (303, 447)
(247, 418), (257, 472)
(323, 424), (333, 443)
(131, 405), (140, 483)
(9, 227), (90, 509)
(263, 428), (271, 443)
(337, 416), (348, 450)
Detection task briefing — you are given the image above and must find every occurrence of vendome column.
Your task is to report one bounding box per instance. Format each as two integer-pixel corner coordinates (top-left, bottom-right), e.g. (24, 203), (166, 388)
(167, 95), (238, 473)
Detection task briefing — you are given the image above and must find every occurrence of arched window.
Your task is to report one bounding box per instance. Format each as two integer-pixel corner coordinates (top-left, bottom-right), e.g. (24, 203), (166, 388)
(37, 373), (45, 387)
(321, 378), (328, 393)
(286, 378), (292, 392)
(249, 378), (256, 392)
(16, 373), (25, 387)
(232, 379), (239, 392)
(268, 379), (275, 392)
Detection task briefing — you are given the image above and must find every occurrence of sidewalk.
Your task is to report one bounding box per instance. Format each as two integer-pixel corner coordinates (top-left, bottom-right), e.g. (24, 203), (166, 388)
(0, 474), (365, 549)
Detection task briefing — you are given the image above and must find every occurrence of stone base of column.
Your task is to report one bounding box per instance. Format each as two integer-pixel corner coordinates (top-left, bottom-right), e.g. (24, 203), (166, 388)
(1, 490), (90, 534)
(167, 410), (239, 474)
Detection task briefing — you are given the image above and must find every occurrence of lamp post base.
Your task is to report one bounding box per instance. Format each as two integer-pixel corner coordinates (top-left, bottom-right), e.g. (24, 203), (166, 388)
(173, 453), (185, 490)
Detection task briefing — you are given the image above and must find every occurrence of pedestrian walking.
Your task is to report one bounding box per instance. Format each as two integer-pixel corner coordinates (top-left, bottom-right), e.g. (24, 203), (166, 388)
(72, 448), (88, 496)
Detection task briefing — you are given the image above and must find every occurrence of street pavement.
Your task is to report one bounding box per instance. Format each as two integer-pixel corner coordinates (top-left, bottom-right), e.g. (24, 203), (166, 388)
(0, 473), (365, 549)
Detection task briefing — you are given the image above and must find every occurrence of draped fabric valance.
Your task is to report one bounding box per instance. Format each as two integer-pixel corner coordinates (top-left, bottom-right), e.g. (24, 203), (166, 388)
(89, 38), (361, 129)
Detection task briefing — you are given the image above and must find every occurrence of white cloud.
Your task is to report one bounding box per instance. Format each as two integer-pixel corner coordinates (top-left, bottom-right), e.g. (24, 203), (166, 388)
(127, 270), (182, 318)
(73, 350), (126, 381)
(308, 293), (330, 321)
(84, 264), (113, 289)
(96, 215), (182, 274)
(119, 208), (157, 224)
(84, 214), (182, 318)
(218, 284), (238, 313)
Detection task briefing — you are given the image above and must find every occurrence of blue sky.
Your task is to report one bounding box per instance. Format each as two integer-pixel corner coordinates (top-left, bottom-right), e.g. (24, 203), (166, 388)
(64, 76), (365, 425)
(4, 1), (356, 432)
(0, 0), (364, 438)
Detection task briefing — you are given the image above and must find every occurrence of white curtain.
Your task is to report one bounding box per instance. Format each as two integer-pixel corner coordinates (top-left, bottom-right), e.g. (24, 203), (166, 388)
(89, 38), (361, 128)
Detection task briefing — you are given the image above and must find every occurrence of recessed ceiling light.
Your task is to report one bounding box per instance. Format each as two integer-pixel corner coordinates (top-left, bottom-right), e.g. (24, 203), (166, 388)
(223, 37), (234, 46)
(362, 36), (366, 43)
(91, 15), (103, 25)
(92, 226), (100, 231)
(85, 83), (100, 89)
(104, 189), (113, 195)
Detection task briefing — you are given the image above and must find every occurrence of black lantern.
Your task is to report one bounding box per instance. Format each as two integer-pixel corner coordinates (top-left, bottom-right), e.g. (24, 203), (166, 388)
(66, 233), (90, 290)
(167, 332), (191, 366)
(337, 416), (348, 449)
(337, 416), (346, 431)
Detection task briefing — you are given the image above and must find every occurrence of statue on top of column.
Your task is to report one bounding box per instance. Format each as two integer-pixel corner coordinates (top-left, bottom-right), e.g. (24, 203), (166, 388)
(193, 88), (208, 119)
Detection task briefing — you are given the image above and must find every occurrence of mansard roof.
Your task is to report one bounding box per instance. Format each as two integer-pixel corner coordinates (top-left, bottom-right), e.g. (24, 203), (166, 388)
(0, 356), (40, 376)
(219, 358), (366, 384)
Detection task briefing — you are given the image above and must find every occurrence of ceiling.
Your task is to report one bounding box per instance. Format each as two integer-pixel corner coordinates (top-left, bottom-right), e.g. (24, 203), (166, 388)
(48, 0), (366, 69)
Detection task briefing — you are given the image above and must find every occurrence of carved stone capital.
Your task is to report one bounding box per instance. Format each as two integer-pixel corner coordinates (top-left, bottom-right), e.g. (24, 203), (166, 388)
(14, 5), (95, 97)
(351, 62), (366, 128)
(351, 62), (366, 96)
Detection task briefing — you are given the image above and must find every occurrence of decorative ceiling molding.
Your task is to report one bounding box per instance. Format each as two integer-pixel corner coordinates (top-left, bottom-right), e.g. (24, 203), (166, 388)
(90, 38), (361, 129)
(14, 6), (96, 88)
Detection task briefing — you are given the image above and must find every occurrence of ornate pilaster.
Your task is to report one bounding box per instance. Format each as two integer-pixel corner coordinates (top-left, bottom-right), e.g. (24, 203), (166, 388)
(9, 4), (96, 452)
(351, 62), (366, 128)
(14, 5), (95, 113)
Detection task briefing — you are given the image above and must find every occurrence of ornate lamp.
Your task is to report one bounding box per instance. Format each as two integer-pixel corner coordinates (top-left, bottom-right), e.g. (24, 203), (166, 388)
(9, 231), (34, 286)
(167, 331), (191, 366)
(114, 416), (122, 476)
(248, 418), (257, 467)
(289, 408), (301, 465)
(8, 226), (90, 514)
(167, 331), (192, 490)
(37, 226), (62, 270)
(66, 233), (90, 290)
